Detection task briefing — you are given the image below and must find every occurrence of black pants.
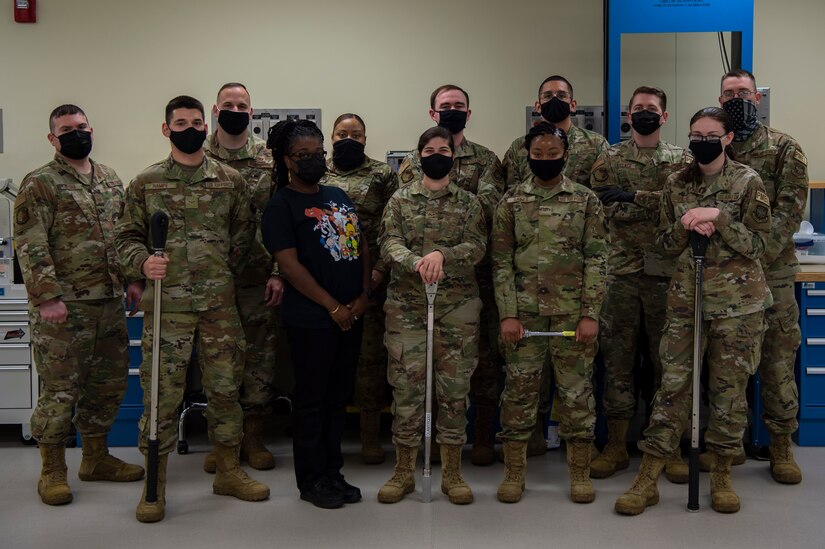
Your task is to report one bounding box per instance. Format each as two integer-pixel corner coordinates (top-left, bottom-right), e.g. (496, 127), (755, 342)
(286, 321), (363, 491)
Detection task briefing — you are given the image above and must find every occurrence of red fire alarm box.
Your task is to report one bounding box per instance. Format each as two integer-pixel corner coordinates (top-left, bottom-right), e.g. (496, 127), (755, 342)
(14, 0), (37, 23)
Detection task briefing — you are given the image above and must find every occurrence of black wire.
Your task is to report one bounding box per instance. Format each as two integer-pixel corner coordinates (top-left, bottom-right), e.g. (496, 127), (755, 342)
(718, 32), (731, 73)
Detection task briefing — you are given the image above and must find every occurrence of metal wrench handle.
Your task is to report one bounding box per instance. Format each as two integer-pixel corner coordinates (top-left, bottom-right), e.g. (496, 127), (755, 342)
(422, 282), (438, 503)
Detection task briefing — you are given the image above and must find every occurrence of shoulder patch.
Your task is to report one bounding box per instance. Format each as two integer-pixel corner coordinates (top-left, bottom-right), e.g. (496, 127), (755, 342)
(755, 190), (770, 206)
(592, 166), (609, 183)
(754, 205), (769, 223)
(793, 149), (808, 166)
(15, 205), (30, 227)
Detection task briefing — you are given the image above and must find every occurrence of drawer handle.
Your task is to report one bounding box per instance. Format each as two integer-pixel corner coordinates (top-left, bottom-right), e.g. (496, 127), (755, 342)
(0, 300), (28, 307)
(0, 311), (29, 316)
(128, 368), (140, 375)
(808, 290), (825, 297)
(129, 339), (141, 347)
(0, 343), (29, 349)
(806, 367), (825, 375)
(0, 365), (30, 371)
(809, 309), (825, 316)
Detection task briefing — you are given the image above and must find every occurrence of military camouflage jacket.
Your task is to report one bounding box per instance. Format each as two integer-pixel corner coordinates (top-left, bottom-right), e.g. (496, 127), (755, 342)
(590, 139), (693, 277)
(115, 155), (254, 313)
(14, 155), (125, 306)
(492, 176), (607, 320)
(204, 132), (275, 287)
(731, 123), (808, 281)
(397, 138), (503, 222)
(379, 181), (486, 310)
(322, 156), (398, 274)
(502, 125), (608, 190)
(657, 160), (773, 320)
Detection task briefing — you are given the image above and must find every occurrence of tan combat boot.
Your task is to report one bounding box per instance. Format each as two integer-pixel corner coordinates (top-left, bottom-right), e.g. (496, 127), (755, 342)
(240, 415), (275, 470)
(664, 451), (688, 484)
(203, 450), (216, 474)
(769, 433), (802, 484)
(359, 410), (386, 465)
(440, 444), (473, 504)
(78, 435), (145, 482)
(710, 453), (740, 513)
(37, 444), (73, 505)
(497, 441), (527, 503)
(614, 453), (666, 515)
(212, 442), (270, 501)
(136, 454), (168, 523)
(470, 404), (496, 466)
(590, 419), (629, 478)
(567, 441), (595, 503)
(699, 443), (746, 471)
(378, 445), (418, 503)
(527, 413), (547, 457)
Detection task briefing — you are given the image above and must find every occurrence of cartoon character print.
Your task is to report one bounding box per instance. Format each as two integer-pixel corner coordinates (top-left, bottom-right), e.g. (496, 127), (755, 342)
(304, 202), (360, 261)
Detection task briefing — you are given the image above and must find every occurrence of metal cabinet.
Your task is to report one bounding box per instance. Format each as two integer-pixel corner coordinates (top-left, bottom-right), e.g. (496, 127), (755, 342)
(0, 298), (38, 441)
(795, 282), (825, 445)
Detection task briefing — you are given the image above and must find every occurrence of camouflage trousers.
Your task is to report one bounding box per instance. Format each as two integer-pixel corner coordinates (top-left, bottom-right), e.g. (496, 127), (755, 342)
(354, 291), (390, 413)
(138, 308), (245, 454)
(30, 298), (128, 444)
(759, 278), (800, 434)
(236, 284), (277, 415)
(643, 310), (765, 458)
(599, 272), (669, 419)
(471, 266), (502, 407)
(385, 297), (481, 447)
(498, 313), (597, 443)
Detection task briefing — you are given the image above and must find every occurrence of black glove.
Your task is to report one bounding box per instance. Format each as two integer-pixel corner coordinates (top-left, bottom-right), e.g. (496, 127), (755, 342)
(593, 185), (635, 205)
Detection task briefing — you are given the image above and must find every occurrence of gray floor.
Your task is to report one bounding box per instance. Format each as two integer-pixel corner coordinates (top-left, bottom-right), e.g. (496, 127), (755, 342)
(0, 427), (823, 549)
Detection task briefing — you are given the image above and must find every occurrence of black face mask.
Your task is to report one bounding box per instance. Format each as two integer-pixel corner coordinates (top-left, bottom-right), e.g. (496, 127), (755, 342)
(630, 110), (661, 136)
(528, 157), (566, 182)
(540, 97), (571, 124)
(332, 139), (366, 172)
(437, 110), (467, 135)
(57, 130), (93, 160)
(689, 140), (724, 165)
(294, 155), (327, 185)
(217, 110), (250, 136)
(169, 127), (207, 154)
(722, 98), (759, 141)
(420, 153), (453, 180)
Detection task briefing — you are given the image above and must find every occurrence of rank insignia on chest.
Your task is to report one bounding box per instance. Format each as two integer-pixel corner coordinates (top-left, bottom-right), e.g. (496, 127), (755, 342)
(185, 195), (199, 209)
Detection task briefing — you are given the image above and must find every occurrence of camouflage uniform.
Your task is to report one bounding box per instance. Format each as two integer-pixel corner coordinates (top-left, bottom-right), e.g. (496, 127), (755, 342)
(379, 181), (486, 447)
(643, 160), (773, 458)
(591, 140), (692, 419)
(731, 124), (808, 435)
(322, 156), (398, 414)
(502, 125), (608, 190)
(115, 156), (254, 454)
(492, 176), (608, 442)
(204, 132), (277, 416)
(14, 156), (129, 444)
(399, 140), (504, 413)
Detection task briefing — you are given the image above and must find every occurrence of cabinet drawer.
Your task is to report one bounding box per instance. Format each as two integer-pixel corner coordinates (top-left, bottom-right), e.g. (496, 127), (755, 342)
(801, 288), (825, 310)
(128, 339), (142, 368)
(0, 322), (29, 343)
(801, 366), (825, 407)
(0, 343), (30, 365)
(803, 313), (825, 337)
(126, 315), (143, 341)
(0, 300), (28, 312)
(122, 369), (143, 406)
(0, 364), (32, 408)
(0, 310), (29, 323)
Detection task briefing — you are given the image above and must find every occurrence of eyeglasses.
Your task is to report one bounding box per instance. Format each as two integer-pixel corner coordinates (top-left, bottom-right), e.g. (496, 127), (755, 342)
(290, 151), (326, 161)
(688, 134), (724, 143)
(721, 89), (755, 100)
(540, 90), (570, 102)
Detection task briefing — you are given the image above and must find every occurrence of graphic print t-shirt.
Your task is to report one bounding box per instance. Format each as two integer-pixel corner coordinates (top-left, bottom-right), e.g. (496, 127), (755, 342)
(262, 185), (364, 329)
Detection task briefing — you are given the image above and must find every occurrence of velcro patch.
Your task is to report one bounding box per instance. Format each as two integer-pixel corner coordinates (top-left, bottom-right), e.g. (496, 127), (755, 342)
(204, 181), (235, 189)
(793, 149), (808, 166)
(592, 167), (609, 183)
(58, 184), (82, 191)
(558, 194), (586, 203)
(15, 206), (30, 226)
(146, 183), (177, 190)
(755, 190), (771, 206)
(717, 192), (741, 201)
(506, 195), (536, 204)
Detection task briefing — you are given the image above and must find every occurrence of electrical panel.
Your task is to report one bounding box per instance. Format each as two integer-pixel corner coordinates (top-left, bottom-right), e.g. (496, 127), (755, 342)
(525, 106), (605, 136)
(211, 109), (321, 141)
(385, 151), (412, 173)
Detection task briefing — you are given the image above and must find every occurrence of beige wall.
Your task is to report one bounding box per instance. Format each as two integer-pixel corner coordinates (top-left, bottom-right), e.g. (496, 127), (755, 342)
(0, 0), (822, 187)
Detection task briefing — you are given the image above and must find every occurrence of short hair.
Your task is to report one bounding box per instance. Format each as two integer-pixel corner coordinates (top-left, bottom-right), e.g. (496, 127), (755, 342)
(429, 84), (469, 110)
(721, 69), (756, 90)
(523, 121), (569, 152)
(165, 95), (205, 125)
(537, 75), (574, 99)
(333, 113), (366, 133)
(417, 126), (455, 154)
(49, 104), (87, 133)
(216, 82), (250, 102)
(629, 86), (667, 111)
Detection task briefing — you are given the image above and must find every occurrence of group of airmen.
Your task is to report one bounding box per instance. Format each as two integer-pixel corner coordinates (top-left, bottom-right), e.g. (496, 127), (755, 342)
(11, 67), (808, 521)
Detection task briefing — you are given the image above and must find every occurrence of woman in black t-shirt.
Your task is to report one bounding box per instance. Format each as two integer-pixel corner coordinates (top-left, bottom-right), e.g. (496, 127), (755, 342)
(261, 120), (369, 510)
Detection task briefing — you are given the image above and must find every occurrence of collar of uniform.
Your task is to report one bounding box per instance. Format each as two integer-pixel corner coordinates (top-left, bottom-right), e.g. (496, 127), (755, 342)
(52, 154), (98, 184)
(327, 156), (371, 176)
(522, 175), (574, 199)
(163, 154), (218, 183)
(410, 179), (458, 199)
(730, 122), (766, 155)
(204, 132), (256, 161)
(454, 138), (477, 159)
(622, 139), (669, 166)
(696, 160), (735, 198)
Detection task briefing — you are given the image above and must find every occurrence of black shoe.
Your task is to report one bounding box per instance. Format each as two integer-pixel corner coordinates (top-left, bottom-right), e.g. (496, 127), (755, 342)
(300, 479), (345, 509)
(330, 477), (362, 503)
